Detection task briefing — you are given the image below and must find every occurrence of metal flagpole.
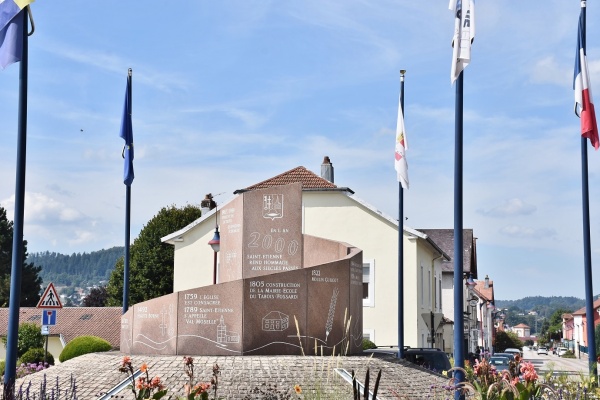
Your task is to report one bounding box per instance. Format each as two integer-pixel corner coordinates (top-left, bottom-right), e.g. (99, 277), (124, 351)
(122, 69), (133, 314)
(453, 71), (465, 390)
(397, 69), (406, 359)
(579, 0), (597, 376)
(4, 8), (29, 396)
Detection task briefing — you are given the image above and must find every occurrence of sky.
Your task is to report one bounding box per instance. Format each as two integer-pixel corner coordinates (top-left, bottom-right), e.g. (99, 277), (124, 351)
(1, 1), (599, 301)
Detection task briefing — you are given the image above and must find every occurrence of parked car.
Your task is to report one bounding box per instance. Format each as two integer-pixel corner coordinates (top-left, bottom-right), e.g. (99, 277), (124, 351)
(489, 356), (511, 372)
(537, 346), (548, 355)
(557, 347), (568, 356)
(494, 352), (516, 362)
(364, 346), (451, 373)
(504, 348), (522, 358)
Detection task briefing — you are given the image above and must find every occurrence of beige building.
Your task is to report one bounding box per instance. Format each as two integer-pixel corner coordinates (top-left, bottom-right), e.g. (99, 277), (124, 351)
(163, 160), (451, 349)
(419, 229), (480, 355)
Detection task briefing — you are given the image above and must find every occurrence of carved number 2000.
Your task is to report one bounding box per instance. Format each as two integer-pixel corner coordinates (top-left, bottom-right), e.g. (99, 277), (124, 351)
(247, 232), (299, 255)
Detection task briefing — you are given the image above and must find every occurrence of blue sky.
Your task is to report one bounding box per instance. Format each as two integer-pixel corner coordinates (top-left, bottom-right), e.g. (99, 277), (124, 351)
(1, 1), (599, 301)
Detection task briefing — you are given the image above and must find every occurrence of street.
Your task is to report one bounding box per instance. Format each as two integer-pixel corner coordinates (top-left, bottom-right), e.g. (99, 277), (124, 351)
(522, 347), (592, 377)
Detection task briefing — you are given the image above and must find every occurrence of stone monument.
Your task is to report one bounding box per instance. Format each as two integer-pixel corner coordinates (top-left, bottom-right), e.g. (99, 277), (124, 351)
(121, 182), (363, 355)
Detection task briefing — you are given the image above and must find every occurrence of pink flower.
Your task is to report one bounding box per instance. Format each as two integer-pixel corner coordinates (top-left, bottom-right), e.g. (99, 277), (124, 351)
(520, 362), (538, 384)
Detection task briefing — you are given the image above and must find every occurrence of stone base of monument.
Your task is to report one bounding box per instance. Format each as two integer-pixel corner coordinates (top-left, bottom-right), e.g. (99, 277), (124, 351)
(121, 183), (363, 356)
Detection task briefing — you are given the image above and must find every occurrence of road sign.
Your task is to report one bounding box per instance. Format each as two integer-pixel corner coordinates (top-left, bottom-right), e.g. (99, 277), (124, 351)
(41, 325), (50, 336)
(42, 309), (57, 326)
(37, 283), (63, 309)
(421, 312), (444, 332)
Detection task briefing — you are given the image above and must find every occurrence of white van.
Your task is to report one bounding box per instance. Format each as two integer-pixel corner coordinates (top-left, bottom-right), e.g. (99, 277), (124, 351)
(557, 347), (568, 357)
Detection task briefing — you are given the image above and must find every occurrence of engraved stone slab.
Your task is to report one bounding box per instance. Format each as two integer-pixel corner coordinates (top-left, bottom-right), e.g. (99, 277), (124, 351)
(130, 293), (178, 355)
(306, 261), (351, 356)
(242, 183), (303, 280)
(242, 268), (307, 355)
(348, 250), (364, 354)
(177, 280), (243, 356)
(219, 195), (244, 283)
(120, 308), (134, 354)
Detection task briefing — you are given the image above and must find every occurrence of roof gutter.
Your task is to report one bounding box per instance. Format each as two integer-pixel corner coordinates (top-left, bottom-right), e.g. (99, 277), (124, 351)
(234, 187), (354, 195)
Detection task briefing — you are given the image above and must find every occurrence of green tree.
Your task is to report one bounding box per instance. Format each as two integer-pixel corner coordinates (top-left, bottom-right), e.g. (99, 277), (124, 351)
(494, 331), (523, 353)
(595, 324), (600, 355)
(82, 286), (108, 307)
(540, 308), (571, 346)
(0, 206), (42, 307)
(1, 322), (44, 358)
(106, 204), (202, 306)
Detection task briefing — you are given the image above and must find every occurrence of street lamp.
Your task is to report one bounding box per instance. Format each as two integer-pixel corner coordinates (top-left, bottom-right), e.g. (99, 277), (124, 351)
(208, 211), (220, 285)
(465, 274), (476, 293)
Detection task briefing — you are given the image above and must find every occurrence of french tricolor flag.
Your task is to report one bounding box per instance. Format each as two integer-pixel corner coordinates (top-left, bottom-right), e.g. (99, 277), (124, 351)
(574, 11), (599, 150)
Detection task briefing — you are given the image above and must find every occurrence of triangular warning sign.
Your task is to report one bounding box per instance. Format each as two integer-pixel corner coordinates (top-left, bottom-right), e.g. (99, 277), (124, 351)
(36, 283), (63, 309)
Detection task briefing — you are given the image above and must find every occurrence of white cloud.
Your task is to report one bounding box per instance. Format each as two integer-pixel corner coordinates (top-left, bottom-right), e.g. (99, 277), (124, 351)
(478, 198), (537, 218)
(1, 192), (86, 225)
(498, 225), (557, 239)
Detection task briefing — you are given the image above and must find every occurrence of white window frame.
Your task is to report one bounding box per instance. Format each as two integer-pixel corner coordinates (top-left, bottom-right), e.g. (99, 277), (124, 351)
(363, 328), (375, 344)
(363, 259), (375, 307)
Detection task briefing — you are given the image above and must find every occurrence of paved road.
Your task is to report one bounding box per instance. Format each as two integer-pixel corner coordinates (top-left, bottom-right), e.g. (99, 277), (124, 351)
(521, 347), (591, 377)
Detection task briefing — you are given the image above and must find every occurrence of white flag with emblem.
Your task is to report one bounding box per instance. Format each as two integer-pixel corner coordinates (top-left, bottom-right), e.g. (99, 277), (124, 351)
(395, 96), (409, 189)
(450, 0), (475, 84)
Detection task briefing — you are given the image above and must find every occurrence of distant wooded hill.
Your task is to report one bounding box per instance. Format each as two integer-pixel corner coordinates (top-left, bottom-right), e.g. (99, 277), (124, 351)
(496, 296), (585, 315)
(494, 296), (587, 335)
(28, 247), (124, 288)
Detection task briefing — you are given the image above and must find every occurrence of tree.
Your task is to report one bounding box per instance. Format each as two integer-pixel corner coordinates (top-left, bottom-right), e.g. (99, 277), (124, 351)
(539, 307), (571, 346)
(595, 324), (600, 355)
(1, 322), (43, 358)
(494, 331), (523, 353)
(82, 286), (108, 307)
(0, 206), (43, 307)
(106, 204), (202, 306)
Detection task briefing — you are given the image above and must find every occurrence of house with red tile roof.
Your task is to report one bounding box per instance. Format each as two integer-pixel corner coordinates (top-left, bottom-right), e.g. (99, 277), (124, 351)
(0, 307), (121, 363)
(162, 158), (466, 351)
(568, 299), (600, 355)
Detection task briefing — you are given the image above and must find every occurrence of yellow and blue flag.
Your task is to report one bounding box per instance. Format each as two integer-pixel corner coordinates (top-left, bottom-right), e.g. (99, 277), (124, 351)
(0, 0), (33, 70)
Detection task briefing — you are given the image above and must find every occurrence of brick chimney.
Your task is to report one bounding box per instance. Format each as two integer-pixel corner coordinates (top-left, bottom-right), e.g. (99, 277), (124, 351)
(200, 193), (217, 215)
(484, 275), (490, 289)
(321, 156), (334, 183)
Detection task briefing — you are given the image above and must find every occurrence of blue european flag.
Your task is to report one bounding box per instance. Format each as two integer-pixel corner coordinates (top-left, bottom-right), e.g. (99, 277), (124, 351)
(119, 70), (134, 185)
(0, 0), (30, 70)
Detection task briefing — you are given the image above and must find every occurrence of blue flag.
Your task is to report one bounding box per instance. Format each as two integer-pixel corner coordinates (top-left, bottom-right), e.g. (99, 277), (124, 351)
(0, 1), (32, 70)
(120, 71), (134, 185)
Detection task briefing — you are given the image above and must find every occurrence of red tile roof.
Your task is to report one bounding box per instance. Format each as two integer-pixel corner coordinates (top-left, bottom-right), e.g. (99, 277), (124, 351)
(474, 279), (494, 303)
(236, 166), (338, 192)
(0, 307), (122, 348)
(573, 298), (600, 315)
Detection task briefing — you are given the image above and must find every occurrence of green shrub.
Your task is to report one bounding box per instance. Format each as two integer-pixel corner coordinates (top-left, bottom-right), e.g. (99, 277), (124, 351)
(362, 338), (377, 350)
(19, 347), (55, 366)
(562, 350), (576, 358)
(59, 335), (112, 363)
(0, 360), (5, 376)
(1, 322), (44, 358)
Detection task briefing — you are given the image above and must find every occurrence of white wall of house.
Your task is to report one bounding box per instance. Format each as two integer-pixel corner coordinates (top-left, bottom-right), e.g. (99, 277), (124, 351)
(441, 272), (455, 354)
(171, 209), (221, 292)
(301, 191), (446, 347)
